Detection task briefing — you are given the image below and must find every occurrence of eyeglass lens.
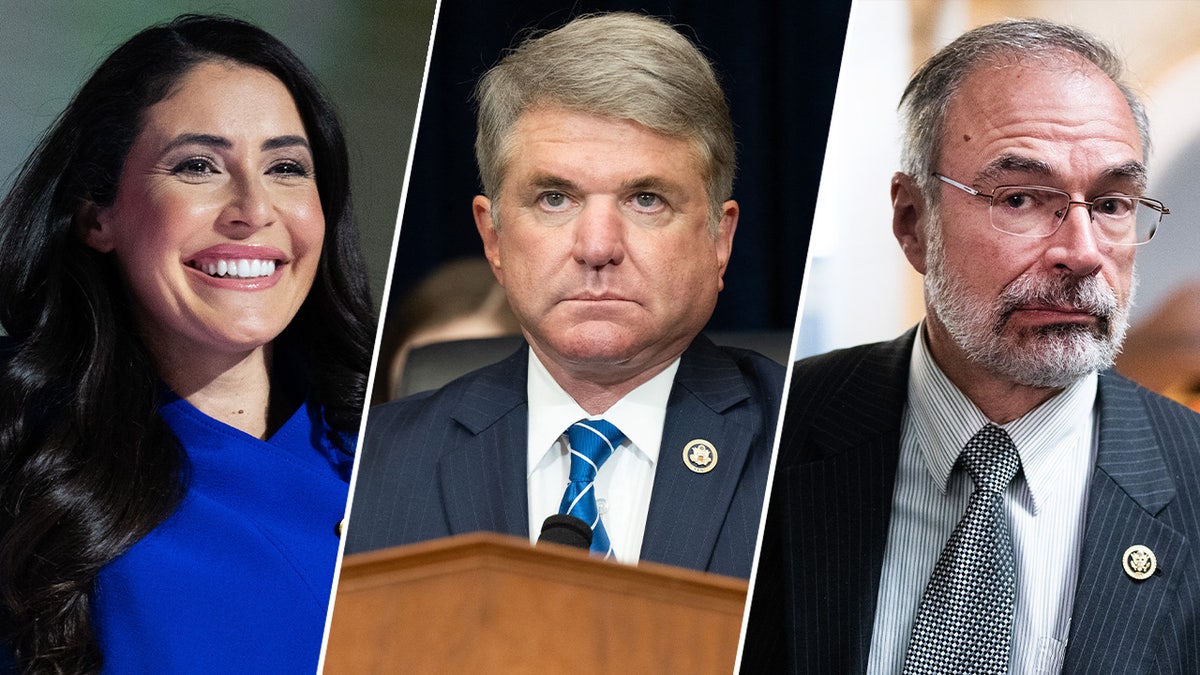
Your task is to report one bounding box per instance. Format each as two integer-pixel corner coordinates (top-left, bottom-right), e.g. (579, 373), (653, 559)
(989, 186), (1159, 244)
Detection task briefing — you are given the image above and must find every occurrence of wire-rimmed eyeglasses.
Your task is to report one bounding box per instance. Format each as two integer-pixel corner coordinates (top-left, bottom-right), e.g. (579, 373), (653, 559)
(933, 173), (1169, 246)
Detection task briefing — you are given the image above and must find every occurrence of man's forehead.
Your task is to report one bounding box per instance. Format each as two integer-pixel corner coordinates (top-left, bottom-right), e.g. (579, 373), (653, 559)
(938, 52), (1143, 178)
(948, 50), (1127, 114)
(509, 104), (699, 148)
(501, 107), (709, 179)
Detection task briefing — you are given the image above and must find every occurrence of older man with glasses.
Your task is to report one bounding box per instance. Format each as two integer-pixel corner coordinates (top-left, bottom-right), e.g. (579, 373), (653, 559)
(743, 18), (1200, 674)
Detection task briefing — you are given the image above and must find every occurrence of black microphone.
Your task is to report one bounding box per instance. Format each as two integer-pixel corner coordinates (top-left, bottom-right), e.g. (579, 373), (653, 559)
(537, 514), (593, 550)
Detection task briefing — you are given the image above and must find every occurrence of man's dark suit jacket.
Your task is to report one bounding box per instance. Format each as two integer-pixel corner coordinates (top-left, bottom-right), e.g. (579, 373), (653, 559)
(345, 334), (783, 579)
(742, 328), (1200, 672)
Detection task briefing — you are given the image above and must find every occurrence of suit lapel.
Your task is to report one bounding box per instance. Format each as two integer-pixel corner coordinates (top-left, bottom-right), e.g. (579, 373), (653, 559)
(436, 346), (531, 539)
(1064, 372), (1186, 672)
(640, 338), (758, 570)
(786, 331), (913, 672)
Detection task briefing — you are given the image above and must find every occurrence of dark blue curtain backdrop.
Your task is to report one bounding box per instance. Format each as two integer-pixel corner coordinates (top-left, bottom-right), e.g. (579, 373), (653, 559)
(389, 0), (852, 332)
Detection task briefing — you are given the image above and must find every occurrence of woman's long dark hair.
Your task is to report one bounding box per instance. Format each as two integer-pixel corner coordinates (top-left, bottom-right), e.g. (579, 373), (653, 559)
(0, 15), (375, 673)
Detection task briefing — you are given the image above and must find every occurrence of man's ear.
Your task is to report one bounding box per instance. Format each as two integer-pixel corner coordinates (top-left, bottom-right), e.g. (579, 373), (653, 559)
(714, 200), (738, 292)
(891, 172), (929, 275)
(77, 200), (115, 253)
(473, 195), (503, 286)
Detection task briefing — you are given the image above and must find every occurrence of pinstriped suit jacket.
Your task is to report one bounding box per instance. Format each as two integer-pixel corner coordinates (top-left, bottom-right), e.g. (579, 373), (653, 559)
(742, 329), (1200, 673)
(344, 334), (783, 579)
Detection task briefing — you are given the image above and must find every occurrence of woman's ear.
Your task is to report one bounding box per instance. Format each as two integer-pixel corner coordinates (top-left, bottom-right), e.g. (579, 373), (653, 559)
(76, 200), (115, 252)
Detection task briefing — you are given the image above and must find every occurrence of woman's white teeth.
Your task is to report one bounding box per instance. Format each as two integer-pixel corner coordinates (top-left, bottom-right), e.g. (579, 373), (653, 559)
(202, 259), (276, 278)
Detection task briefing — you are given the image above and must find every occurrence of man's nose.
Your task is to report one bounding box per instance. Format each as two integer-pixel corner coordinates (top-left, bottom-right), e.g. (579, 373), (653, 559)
(572, 200), (625, 267)
(1044, 201), (1103, 276)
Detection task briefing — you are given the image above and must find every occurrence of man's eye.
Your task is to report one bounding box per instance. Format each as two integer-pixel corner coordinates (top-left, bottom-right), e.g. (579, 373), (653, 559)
(1001, 192), (1034, 210)
(1093, 197), (1133, 218)
(633, 193), (661, 209)
(540, 192), (570, 209)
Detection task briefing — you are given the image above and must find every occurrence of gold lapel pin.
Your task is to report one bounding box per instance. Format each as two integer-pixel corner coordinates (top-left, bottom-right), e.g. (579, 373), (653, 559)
(683, 439), (717, 474)
(1122, 544), (1156, 581)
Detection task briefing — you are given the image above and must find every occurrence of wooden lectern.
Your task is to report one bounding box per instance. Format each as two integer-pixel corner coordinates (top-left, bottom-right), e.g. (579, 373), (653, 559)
(322, 533), (748, 673)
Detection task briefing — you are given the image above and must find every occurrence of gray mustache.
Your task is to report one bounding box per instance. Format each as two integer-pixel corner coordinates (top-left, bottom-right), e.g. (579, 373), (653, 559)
(999, 274), (1119, 319)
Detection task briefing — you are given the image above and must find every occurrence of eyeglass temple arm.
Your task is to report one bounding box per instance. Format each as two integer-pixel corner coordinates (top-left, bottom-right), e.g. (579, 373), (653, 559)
(932, 173), (984, 197)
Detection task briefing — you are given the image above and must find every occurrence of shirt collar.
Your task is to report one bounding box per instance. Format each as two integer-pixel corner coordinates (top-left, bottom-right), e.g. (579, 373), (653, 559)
(526, 347), (679, 473)
(908, 324), (1097, 512)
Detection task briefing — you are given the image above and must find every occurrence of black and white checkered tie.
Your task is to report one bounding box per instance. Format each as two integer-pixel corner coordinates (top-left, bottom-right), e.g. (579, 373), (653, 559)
(904, 423), (1021, 674)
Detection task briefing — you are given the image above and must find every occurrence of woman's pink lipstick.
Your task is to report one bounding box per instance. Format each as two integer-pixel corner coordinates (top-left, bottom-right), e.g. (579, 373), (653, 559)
(185, 244), (288, 290)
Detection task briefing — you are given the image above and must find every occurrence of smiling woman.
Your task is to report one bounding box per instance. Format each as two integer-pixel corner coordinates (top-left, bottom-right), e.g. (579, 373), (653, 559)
(83, 61), (327, 431)
(0, 15), (375, 674)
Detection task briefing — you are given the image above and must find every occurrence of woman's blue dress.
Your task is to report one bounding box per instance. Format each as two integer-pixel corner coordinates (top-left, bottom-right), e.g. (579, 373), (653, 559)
(91, 392), (354, 673)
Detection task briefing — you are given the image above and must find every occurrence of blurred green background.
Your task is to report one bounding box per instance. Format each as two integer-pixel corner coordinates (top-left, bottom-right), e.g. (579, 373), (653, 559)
(0, 0), (437, 307)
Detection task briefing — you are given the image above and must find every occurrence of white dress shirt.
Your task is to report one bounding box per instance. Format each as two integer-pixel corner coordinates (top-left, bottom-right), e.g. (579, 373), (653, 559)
(866, 328), (1097, 674)
(526, 348), (679, 564)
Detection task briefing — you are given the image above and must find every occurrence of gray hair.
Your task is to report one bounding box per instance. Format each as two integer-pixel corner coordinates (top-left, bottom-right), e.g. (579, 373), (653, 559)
(473, 12), (735, 228)
(899, 18), (1151, 207)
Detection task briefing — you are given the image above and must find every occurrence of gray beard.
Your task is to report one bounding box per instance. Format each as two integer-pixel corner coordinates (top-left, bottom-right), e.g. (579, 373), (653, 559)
(923, 216), (1134, 389)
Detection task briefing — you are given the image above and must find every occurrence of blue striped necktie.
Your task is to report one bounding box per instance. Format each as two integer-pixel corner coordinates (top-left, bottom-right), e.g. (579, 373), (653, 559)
(559, 419), (625, 559)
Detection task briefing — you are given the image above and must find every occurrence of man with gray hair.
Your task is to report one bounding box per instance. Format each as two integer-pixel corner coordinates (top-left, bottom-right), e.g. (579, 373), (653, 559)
(743, 18), (1200, 673)
(346, 12), (782, 580)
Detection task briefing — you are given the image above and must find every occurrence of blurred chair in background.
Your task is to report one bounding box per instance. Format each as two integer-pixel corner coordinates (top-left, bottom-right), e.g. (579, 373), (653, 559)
(373, 257), (520, 404)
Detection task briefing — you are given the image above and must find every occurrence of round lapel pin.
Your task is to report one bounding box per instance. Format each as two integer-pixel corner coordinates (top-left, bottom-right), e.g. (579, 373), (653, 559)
(683, 439), (717, 474)
(1122, 544), (1156, 581)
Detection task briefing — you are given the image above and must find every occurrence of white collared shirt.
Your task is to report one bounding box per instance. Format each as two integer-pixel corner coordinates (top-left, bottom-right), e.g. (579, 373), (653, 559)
(526, 348), (679, 563)
(866, 329), (1097, 674)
